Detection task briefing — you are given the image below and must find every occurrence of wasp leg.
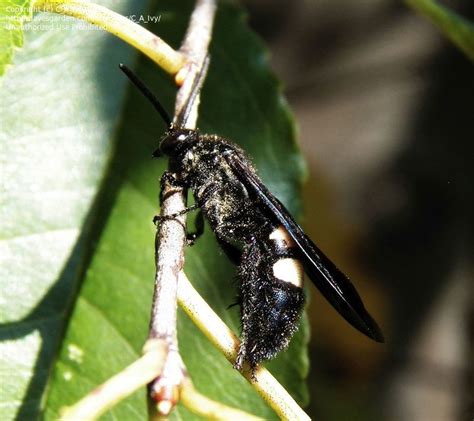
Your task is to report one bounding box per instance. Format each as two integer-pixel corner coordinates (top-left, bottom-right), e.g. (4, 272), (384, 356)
(160, 171), (187, 204)
(153, 204), (199, 224)
(153, 204), (205, 247)
(153, 204), (200, 243)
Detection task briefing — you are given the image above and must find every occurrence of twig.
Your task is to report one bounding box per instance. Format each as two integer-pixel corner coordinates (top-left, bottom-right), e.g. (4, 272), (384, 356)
(60, 336), (262, 421)
(147, 0), (216, 417)
(405, 0), (474, 61)
(146, 175), (188, 416)
(34, 0), (185, 74)
(60, 339), (167, 421)
(175, 0), (217, 120)
(180, 378), (264, 421)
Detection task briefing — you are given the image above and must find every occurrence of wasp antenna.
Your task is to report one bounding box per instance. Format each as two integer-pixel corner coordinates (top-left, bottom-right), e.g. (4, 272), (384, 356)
(175, 55), (210, 128)
(119, 63), (172, 128)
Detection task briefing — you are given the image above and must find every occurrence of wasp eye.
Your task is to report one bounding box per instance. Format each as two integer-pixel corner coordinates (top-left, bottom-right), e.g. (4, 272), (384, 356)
(158, 129), (195, 156)
(159, 133), (179, 155)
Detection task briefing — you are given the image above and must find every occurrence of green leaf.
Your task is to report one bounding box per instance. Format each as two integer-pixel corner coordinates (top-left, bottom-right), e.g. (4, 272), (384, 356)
(1, 0), (309, 419)
(406, 0), (474, 61)
(0, 0), (35, 76)
(0, 0), (149, 419)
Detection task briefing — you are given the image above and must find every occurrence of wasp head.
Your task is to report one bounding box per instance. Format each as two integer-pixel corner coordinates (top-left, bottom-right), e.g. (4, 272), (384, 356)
(153, 127), (198, 158)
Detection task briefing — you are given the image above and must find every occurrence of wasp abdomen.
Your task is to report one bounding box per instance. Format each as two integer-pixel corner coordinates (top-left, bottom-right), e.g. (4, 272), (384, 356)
(236, 225), (305, 371)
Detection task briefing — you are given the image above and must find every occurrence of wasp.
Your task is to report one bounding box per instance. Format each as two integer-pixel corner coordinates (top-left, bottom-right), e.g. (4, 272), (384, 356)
(119, 63), (384, 374)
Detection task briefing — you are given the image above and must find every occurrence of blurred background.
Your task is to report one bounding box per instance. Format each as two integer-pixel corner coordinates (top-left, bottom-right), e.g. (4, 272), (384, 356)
(241, 1), (473, 420)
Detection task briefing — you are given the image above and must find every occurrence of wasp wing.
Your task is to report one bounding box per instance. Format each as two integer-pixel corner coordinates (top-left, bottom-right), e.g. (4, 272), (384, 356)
(225, 152), (384, 343)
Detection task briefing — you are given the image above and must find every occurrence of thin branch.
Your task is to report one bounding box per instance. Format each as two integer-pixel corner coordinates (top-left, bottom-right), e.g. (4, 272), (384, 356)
(147, 175), (188, 416)
(175, 0), (216, 122)
(147, 0), (216, 417)
(180, 378), (264, 421)
(34, 0), (185, 74)
(405, 0), (474, 61)
(60, 339), (167, 421)
(60, 322), (263, 421)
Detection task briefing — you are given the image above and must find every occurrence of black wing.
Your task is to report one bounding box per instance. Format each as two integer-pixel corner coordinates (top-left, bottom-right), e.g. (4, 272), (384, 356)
(225, 152), (384, 343)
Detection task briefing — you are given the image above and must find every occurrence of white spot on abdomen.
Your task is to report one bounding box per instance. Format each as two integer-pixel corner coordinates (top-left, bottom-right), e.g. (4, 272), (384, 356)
(269, 226), (296, 247)
(273, 258), (304, 287)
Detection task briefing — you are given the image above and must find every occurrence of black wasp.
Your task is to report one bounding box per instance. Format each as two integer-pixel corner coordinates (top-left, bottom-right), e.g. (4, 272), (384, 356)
(119, 63), (384, 374)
